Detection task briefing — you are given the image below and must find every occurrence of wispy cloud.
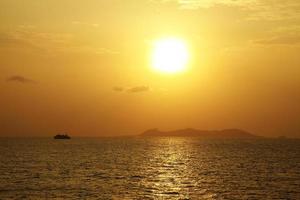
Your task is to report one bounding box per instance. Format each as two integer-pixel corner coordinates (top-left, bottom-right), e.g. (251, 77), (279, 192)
(0, 26), (119, 55)
(159, 0), (300, 21)
(0, 27), (73, 53)
(113, 86), (151, 93)
(113, 86), (124, 92)
(177, 0), (255, 9)
(254, 36), (300, 45)
(6, 75), (36, 84)
(127, 86), (150, 93)
(96, 48), (120, 55)
(72, 21), (99, 28)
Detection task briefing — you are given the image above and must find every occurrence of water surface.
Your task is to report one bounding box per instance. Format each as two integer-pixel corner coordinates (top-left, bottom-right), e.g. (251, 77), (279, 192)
(0, 137), (299, 199)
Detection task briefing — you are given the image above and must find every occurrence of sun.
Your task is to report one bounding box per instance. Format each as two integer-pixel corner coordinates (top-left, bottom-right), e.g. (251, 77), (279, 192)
(151, 38), (189, 74)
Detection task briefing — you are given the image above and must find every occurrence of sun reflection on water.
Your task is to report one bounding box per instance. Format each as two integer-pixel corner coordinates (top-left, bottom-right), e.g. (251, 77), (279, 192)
(139, 137), (217, 199)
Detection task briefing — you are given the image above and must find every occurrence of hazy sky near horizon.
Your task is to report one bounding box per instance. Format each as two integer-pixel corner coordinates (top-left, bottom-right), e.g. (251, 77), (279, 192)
(0, 0), (300, 137)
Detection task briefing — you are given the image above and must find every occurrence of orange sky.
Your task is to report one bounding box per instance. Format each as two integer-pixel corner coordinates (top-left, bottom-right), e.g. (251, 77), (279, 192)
(0, 0), (300, 137)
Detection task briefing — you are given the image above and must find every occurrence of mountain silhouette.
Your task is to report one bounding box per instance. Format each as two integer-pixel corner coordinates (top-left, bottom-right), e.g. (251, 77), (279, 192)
(141, 128), (260, 139)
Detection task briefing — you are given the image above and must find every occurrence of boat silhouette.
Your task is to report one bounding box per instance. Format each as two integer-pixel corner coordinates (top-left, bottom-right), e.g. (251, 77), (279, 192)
(54, 134), (71, 139)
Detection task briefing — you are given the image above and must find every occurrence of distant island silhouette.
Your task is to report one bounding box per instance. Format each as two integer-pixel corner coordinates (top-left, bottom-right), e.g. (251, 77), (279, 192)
(141, 128), (260, 139)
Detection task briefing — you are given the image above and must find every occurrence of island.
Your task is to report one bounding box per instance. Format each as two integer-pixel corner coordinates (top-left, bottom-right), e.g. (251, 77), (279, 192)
(141, 128), (260, 139)
(54, 134), (71, 139)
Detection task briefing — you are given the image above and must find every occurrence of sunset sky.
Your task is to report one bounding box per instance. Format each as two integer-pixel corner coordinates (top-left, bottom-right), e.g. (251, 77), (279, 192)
(0, 0), (299, 137)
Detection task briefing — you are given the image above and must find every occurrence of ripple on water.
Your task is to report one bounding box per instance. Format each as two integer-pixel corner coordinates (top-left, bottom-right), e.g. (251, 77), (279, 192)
(0, 138), (300, 199)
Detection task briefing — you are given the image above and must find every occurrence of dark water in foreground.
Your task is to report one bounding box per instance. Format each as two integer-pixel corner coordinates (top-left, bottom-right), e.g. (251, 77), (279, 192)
(0, 138), (299, 199)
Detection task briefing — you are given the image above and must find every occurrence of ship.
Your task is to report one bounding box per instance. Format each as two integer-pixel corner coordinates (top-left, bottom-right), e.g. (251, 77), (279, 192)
(54, 134), (71, 139)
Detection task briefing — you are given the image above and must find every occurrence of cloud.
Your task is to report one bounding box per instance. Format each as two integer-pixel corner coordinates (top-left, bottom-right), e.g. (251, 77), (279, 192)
(0, 27), (118, 56)
(113, 86), (124, 92)
(254, 36), (300, 45)
(71, 21), (99, 28)
(6, 75), (36, 84)
(0, 28), (73, 53)
(113, 85), (151, 93)
(156, 0), (255, 10)
(127, 86), (150, 93)
(96, 48), (120, 55)
(158, 0), (300, 21)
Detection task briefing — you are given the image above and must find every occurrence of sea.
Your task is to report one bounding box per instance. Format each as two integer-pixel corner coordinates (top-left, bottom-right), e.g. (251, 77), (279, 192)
(0, 137), (299, 199)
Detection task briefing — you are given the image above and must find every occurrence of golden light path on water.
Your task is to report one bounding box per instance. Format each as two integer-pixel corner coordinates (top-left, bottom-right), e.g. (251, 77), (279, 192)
(138, 137), (217, 199)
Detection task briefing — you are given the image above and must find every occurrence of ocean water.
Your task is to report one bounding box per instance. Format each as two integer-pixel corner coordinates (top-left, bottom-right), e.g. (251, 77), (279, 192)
(0, 137), (299, 199)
